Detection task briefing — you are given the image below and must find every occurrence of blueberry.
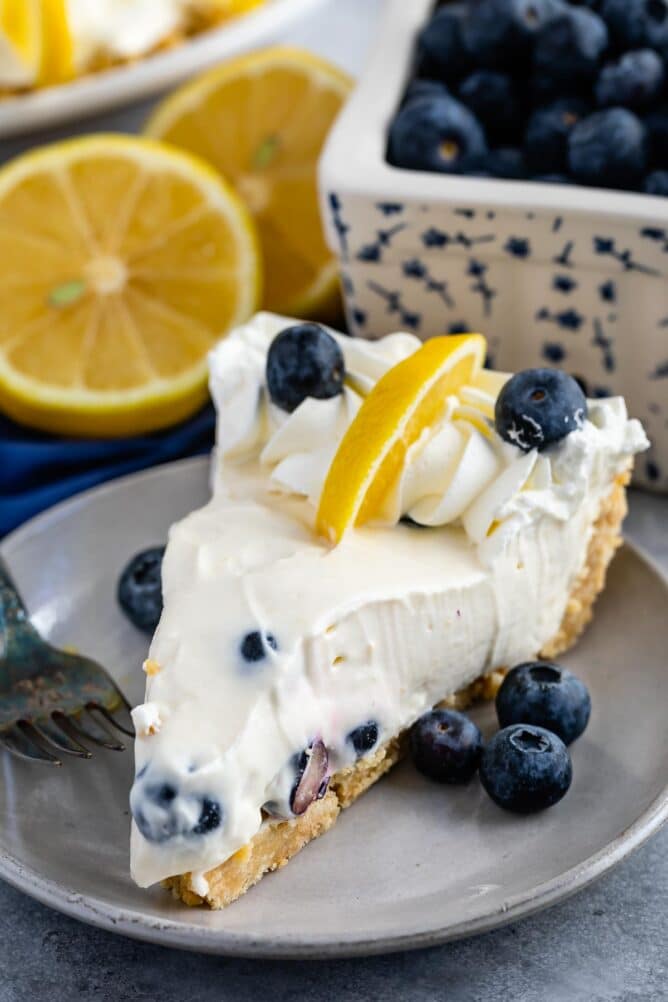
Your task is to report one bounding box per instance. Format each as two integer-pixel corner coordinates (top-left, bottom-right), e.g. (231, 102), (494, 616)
(458, 71), (523, 144)
(462, 0), (566, 70)
(410, 709), (483, 784)
(266, 323), (344, 414)
(495, 368), (587, 451)
(290, 739), (330, 815)
(568, 108), (648, 188)
(596, 50), (665, 109)
(534, 8), (609, 94)
(402, 79), (449, 107)
(483, 147), (528, 178)
(645, 106), (668, 165)
(130, 776), (222, 843)
(388, 95), (487, 173)
(480, 725), (573, 813)
(524, 98), (590, 173)
(644, 169), (668, 194)
(240, 630), (278, 663)
(598, 0), (652, 50)
(347, 720), (379, 758)
(532, 172), (573, 182)
(117, 546), (165, 634)
(645, 0), (668, 58)
(416, 8), (471, 84)
(496, 661), (591, 745)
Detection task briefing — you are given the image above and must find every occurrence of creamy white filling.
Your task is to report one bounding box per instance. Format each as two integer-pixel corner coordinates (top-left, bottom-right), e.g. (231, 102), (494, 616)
(130, 315), (648, 888)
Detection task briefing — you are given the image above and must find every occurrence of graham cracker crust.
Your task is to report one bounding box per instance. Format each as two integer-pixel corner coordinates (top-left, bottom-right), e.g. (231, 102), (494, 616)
(164, 472), (630, 909)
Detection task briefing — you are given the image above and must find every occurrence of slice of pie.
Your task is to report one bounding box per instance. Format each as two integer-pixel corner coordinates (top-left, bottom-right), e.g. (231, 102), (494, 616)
(129, 312), (648, 908)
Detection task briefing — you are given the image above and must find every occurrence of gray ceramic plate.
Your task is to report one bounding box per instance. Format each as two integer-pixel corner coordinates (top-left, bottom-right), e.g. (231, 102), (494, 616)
(0, 457), (667, 958)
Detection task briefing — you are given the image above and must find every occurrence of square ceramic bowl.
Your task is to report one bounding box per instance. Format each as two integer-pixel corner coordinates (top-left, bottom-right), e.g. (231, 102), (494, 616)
(318, 0), (668, 492)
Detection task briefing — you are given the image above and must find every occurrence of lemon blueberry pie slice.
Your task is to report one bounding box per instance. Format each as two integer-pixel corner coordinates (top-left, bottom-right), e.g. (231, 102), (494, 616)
(129, 312), (648, 907)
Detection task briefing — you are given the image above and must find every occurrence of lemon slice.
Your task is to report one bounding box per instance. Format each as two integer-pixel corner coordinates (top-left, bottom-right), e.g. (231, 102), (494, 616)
(316, 334), (487, 542)
(0, 134), (260, 437)
(0, 0), (73, 87)
(145, 47), (352, 319)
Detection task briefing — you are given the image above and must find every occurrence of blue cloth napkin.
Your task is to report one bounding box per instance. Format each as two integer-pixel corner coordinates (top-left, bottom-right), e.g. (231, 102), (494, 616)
(0, 405), (216, 538)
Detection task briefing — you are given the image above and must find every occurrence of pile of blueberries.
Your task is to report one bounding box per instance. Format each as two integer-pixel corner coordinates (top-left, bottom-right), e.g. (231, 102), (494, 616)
(410, 661), (591, 812)
(387, 0), (668, 194)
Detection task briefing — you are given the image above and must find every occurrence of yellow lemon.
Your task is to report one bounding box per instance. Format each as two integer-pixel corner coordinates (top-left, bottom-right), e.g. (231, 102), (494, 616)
(0, 0), (73, 87)
(316, 334), (487, 542)
(145, 46), (352, 320)
(0, 134), (260, 437)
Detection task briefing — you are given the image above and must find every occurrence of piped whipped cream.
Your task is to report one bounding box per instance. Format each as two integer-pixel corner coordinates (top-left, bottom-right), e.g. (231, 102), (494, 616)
(130, 313), (647, 889)
(0, 0), (222, 87)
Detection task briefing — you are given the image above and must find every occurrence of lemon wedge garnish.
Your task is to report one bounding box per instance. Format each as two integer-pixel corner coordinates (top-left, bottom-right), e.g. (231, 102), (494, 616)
(145, 46), (352, 320)
(0, 134), (260, 437)
(316, 334), (487, 542)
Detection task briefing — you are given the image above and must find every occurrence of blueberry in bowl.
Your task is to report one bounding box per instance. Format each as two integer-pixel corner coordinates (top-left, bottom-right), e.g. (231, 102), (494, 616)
(118, 546), (165, 634)
(387, 93), (487, 173)
(567, 107), (648, 188)
(416, 6), (471, 84)
(410, 708), (483, 784)
(595, 49), (665, 109)
(480, 724), (573, 812)
(533, 6), (609, 96)
(496, 661), (592, 744)
(524, 98), (591, 174)
(495, 368), (588, 451)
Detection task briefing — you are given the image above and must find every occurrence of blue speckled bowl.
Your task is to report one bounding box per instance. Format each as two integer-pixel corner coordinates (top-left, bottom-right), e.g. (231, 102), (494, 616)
(319, 0), (668, 492)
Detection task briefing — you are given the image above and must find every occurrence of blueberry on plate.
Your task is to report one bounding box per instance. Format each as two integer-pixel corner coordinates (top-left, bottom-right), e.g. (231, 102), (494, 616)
(266, 323), (345, 414)
(410, 708), (483, 784)
(480, 724), (573, 813)
(458, 71), (523, 144)
(496, 661), (591, 745)
(387, 94), (487, 174)
(416, 7), (471, 84)
(595, 50), (665, 110)
(524, 98), (590, 174)
(347, 720), (379, 758)
(495, 367), (587, 452)
(534, 7), (609, 93)
(462, 0), (564, 70)
(644, 170), (668, 195)
(597, 0), (651, 51)
(117, 546), (165, 634)
(568, 108), (648, 188)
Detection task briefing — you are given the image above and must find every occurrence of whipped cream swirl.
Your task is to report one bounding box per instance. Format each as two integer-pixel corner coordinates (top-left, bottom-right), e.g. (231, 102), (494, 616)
(210, 313), (648, 561)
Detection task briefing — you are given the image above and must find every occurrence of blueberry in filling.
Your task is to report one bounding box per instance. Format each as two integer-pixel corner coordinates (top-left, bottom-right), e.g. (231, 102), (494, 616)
(347, 720), (380, 758)
(130, 773), (222, 843)
(240, 630), (278, 663)
(290, 739), (330, 815)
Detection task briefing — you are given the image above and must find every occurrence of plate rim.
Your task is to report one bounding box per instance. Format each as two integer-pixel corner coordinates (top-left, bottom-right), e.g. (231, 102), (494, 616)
(0, 0), (329, 139)
(1, 459), (667, 958)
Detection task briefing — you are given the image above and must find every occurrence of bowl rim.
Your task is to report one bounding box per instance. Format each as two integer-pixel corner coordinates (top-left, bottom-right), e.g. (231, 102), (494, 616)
(319, 0), (668, 237)
(0, 0), (329, 138)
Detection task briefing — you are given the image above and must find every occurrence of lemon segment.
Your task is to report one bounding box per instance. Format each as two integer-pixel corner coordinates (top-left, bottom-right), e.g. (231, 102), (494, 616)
(0, 134), (260, 437)
(145, 46), (352, 319)
(316, 334), (487, 543)
(0, 0), (73, 86)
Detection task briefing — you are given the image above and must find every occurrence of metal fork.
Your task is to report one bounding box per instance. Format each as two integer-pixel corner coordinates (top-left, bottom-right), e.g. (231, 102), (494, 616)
(0, 554), (134, 765)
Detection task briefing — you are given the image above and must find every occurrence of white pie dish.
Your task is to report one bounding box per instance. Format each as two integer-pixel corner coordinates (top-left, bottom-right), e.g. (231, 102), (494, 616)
(318, 0), (668, 493)
(0, 0), (328, 140)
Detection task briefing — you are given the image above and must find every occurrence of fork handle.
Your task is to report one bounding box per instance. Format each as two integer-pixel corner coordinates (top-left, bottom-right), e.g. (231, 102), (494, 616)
(0, 554), (31, 631)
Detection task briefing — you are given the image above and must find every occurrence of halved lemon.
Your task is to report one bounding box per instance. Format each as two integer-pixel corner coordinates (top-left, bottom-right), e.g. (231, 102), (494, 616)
(145, 47), (352, 319)
(0, 0), (73, 87)
(316, 334), (487, 542)
(0, 134), (260, 437)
